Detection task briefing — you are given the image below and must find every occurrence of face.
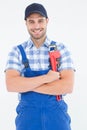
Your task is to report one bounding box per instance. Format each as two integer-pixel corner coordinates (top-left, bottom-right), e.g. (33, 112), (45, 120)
(25, 13), (49, 40)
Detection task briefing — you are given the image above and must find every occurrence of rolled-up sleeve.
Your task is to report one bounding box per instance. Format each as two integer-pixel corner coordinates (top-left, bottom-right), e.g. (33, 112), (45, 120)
(57, 43), (75, 72)
(5, 46), (23, 73)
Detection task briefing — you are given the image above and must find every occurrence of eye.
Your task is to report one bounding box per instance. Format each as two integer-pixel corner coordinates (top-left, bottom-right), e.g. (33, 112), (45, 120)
(38, 19), (44, 23)
(29, 20), (34, 24)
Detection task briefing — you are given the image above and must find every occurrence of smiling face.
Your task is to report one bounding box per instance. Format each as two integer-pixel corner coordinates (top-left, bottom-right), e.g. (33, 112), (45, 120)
(25, 13), (49, 41)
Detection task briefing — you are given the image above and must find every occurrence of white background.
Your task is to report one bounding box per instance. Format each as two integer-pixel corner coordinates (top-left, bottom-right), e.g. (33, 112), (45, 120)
(0, 0), (87, 130)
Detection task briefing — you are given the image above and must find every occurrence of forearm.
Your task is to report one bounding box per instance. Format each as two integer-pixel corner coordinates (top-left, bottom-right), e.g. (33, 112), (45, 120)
(33, 79), (73, 95)
(33, 70), (75, 95)
(6, 69), (59, 93)
(6, 73), (47, 93)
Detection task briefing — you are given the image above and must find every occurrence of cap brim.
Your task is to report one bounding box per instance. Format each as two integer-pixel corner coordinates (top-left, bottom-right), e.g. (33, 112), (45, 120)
(25, 10), (46, 19)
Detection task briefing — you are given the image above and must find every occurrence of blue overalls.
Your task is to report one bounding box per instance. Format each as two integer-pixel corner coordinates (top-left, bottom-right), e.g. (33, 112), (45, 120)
(15, 45), (71, 130)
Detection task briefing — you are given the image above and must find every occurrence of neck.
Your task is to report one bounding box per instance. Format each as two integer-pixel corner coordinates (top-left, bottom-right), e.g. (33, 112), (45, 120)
(31, 36), (46, 48)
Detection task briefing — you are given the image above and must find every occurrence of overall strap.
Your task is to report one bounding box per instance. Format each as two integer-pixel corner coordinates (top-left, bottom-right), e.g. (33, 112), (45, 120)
(49, 41), (57, 51)
(17, 45), (29, 68)
(51, 40), (56, 45)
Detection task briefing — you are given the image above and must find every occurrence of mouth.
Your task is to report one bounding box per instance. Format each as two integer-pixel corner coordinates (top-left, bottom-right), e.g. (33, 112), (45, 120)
(32, 29), (42, 34)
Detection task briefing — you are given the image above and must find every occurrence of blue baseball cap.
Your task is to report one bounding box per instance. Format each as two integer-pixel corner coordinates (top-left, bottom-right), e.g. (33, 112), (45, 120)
(24, 3), (48, 20)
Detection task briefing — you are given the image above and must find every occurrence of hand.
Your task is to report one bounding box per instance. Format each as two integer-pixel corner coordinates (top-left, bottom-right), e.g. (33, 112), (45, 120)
(46, 70), (60, 83)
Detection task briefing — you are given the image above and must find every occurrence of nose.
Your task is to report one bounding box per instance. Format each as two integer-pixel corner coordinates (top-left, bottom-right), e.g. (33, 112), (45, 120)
(34, 22), (40, 29)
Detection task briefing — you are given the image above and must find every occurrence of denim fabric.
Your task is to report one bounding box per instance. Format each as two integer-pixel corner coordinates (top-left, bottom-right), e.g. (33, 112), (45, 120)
(15, 68), (71, 130)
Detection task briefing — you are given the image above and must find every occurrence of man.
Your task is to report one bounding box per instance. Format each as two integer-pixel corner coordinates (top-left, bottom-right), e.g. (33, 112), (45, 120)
(5, 3), (75, 130)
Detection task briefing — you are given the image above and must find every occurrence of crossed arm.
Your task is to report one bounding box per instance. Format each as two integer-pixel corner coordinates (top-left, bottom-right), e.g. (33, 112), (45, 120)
(33, 70), (74, 95)
(5, 69), (74, 95)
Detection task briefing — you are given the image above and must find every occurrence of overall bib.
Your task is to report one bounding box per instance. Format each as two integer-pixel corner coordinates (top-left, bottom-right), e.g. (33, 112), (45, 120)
(15, 45), (71, 130)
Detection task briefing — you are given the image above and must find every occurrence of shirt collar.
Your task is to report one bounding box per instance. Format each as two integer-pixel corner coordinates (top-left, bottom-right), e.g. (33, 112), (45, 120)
(44, 37), (51, 48)
(27, 37), (51, 49)
(27, 39), (34, 49)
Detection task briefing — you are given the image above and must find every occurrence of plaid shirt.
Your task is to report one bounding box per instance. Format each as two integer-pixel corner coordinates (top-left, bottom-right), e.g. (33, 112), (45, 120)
(5, 37), (74, 74)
